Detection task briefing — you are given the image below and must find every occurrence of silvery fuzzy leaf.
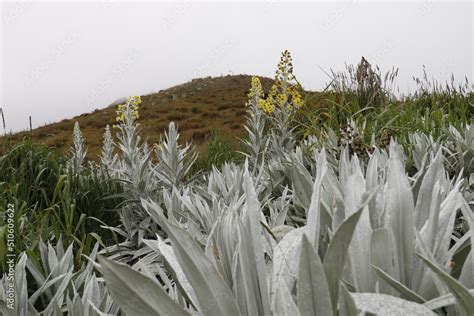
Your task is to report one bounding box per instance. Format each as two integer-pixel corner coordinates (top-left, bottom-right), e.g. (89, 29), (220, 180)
(338, 147), (351, 187)
(339, 282), (358, 316)
(271, 225), (294, 241)
(243, 165), (272, 315)
(288, 158), (313, 209)
(370, 228), (400, 296)
(297, 235), (332, 315)
(323, 208), (364, 314)
(414, 151), (444, 230)
(233, 216), (267, 316)
(99, 256), (189, 315)
(306, 149), (328, 251)
(418, 252), (474, 314)
(386, 143), (415, 285)
(350, 293), (435, 315)
(345, 174), (373, 293)
(159, 218), (240, 315)
(423, 290), (474, 311)
(273, 279), (300, 316)
(15, 253), (29, 315)
(43, 267), (74, 315)
(412, 182), (443, 294)
(371, 265), (425, 304)
(459, 201), (474, 289)
(320, 162), (344, 221)
(272, 227), (305, 300)
(366, 150), (381, 229)
(323, 188), (378, 314)
(143, 237), (199, 309)
(81, 274), (102, 314)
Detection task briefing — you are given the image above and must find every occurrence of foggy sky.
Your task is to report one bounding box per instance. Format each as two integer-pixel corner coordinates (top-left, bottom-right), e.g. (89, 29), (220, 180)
(1, 1), (472, 133)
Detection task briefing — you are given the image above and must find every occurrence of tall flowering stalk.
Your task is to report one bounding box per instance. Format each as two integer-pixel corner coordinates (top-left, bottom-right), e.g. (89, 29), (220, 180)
(243, 77), (269, 172)
(256, 50), (305, 157)
(114, 96), (156, 223)
(100, 124), (117, 174)
(68, 122), (87, 173)
(257, 50), (304, 114)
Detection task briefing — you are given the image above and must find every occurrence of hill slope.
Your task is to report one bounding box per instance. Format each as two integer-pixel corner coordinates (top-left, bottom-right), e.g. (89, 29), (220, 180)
(8, 75), (276, 158)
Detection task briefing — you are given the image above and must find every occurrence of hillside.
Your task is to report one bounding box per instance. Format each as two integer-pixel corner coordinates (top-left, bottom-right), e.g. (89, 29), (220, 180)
(7, 75), (277, 158)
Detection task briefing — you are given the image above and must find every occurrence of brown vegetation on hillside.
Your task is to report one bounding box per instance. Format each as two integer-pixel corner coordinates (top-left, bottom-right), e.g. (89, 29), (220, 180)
(8, 75), (277, 158)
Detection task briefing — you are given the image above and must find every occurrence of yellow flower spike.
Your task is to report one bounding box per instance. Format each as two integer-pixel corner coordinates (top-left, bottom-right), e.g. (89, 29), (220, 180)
(248, 76), (264, 99)
(115, 95), (141, 124)
(275, 50), (295, 83)
(129, 95), (142, 106)
(257, 99), (266, 109)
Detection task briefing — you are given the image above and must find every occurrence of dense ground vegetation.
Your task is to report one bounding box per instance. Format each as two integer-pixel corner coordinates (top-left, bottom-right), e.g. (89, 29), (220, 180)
(0, 51), (473, 315)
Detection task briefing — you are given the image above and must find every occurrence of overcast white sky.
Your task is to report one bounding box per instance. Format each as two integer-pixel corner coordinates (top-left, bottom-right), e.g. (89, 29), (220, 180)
(1, 1), (472, 132)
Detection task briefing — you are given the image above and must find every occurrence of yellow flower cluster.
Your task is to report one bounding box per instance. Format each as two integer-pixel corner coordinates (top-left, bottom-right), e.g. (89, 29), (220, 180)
(115, 104), (126, 123)
(129, 95), (142, 106)
(255, 84), (304, 114)
(116, 95), (142, 123)
(248, 76), (263, 99)
(249, 51), (304, 114)
(248, 76), (275, 113)
(258, 98), (275, 113)
(288, 86), (304, 108)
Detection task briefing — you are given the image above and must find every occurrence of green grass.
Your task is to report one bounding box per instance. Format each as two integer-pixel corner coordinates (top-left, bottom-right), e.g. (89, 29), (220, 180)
(0, 139), (122, 272)
(191, 132), (244, 174)
(294, 60), (473, 153)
